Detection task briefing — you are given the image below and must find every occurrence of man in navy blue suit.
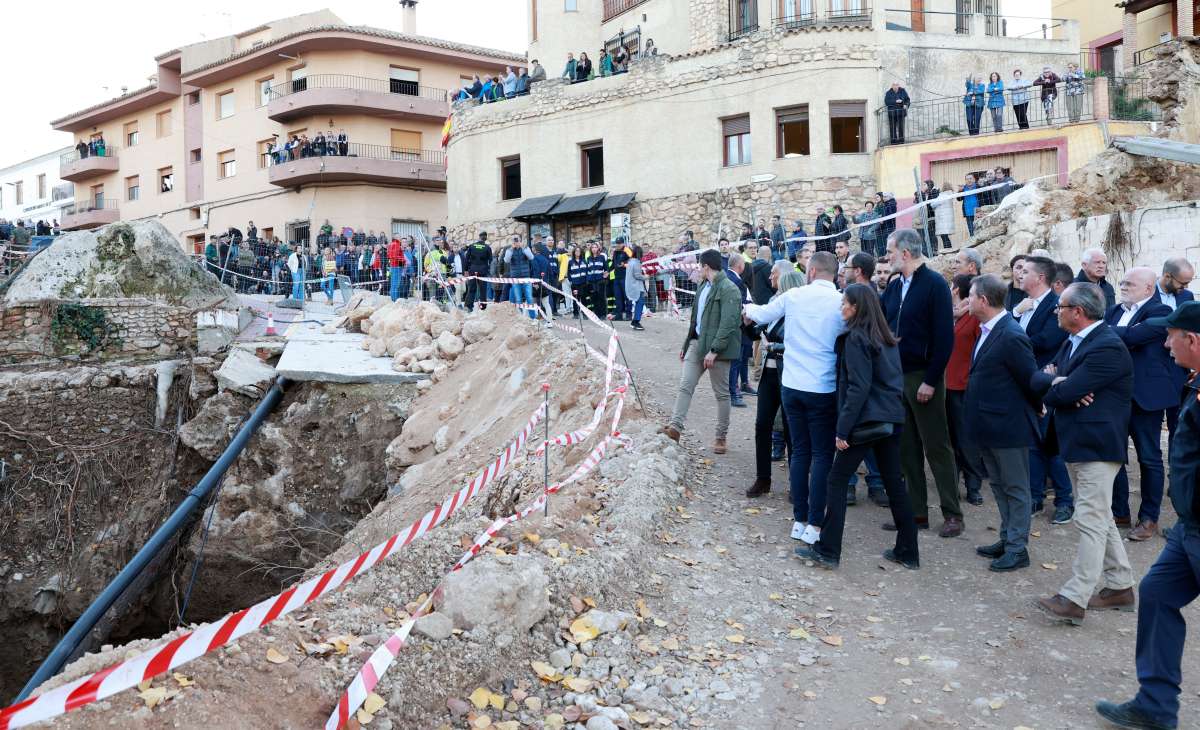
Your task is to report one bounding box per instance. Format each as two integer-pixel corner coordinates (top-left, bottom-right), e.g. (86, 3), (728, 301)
(965, 274), (1042, 572)
(1012, 256), (1074, 525)
(1032, 282), (1136, 626)
(1096, 300), (1200, 730)
(1158, 257), (1195, 441)
(1106, 267), (1174, 542)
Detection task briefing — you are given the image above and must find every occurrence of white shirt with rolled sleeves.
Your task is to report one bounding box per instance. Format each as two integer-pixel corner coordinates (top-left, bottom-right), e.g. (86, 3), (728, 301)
(744, 279), (845, 394)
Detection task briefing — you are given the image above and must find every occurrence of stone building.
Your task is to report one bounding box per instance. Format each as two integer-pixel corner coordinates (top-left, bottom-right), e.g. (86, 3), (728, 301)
(448, 0), (1109, 249)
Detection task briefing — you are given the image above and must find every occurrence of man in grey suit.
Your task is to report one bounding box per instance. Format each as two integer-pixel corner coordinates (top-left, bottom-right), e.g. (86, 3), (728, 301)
(965, 275), (1043, 571)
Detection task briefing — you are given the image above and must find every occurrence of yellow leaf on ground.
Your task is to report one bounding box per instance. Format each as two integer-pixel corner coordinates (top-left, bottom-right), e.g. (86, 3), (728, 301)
(989, 699), (1004, 710)
(139, 686), (168, 709)
(768, 593), (783, 601)
(744, 508), (761, 515)
(495, 722), (520, 730)
(544, 714), (565, 729)
(469, 687), (493, 710)
(821, 635), (844, 647)
(488, 692), (505, 710)
(570, 616), (601, 643)
(868, 696), (888, 706)
(661, 637), (681, 651)
(471, 715), (492, 729)
(788, 628), (811, 640)
(523, 532), (541, 544)
(631, 710), (654, 724)
(653, 618), (668, 628)
(1042, 563), (1058, 570)
(563, 677), (593, 692)
(583, 597), (597, 608)
(715, 546), (728, 554)
(265, 647), (289, 664)
(725, 634), (745, 644)
(638, 638), (659, 654)
(531, 661), (563, 681)
(357, 708), (375, 725)
(172, 672), (194, 687)
(137, 679), (153, 692)
(894, 657), (911, 666)
(364, 692), (386, 714)
(866, 616), (883, 623)
(803, 690), (817, 699)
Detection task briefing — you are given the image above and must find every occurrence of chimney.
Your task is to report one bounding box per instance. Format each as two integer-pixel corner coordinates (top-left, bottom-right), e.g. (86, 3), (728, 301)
(400, 0), (417, 34)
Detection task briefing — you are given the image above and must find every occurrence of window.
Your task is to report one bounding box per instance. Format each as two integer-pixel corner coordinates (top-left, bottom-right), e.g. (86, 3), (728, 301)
(91, 184), (104, 207)
(159, 166), (174, 193)
(261, 227), (273, 242)
(391, 129), (422, 160)
(290, 66), (307, 93)
(829, 100), (866, 153)
(722, 115), (751, 166)
(36, 174), (46, 199)
(565, 0), (577, 9)
(500, 156), (522, 200)
(258, 139), (275, 168)
(217, 91), (234, 119)
(14, 181), (23, 205)
(776, 105), (810, 157)
(190, 148), (202, 163)
(389, 66), (420, 95)
(126, 175), (140, 201)
(392, 220), (426, 239)
(189, 207), (202, 220)
(218, 149), (236, 179)
(187, 91), (200, 105)
(730, 0), (758, 38)
(580, 141), (604, 188)
(125, 120), (139, 147)
(257, 77), (274, 107)
(156, 109), (173, 137)
(778, 0), (814, 23)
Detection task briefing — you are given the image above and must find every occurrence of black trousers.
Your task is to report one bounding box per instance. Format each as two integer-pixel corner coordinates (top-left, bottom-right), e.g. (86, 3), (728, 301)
(887, 109), (905, 143)
(588, 280), (607, 318)
(946, 388), (986, 493)
(814, 432), (919, 564)
(754, 363), (791, 480)
(1013, 102), (1030, 129)
(463, 277), (485, 309)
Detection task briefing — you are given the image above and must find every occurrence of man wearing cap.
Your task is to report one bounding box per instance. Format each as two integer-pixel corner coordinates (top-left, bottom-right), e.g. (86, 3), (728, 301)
(1096, 299), (1200, 730)
(662, 249), (742, 454)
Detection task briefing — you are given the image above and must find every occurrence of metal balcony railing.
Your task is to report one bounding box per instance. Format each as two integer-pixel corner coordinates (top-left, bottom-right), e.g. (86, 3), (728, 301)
(773, 6), (872, 29)
(60, 145), (120, 165)
(1109, 76), (1163, 121)
(63, 199), (119, 215)
(267, 74), (449, 102)
(261, 142), (446, 166)
(602, 0), (648, 22)
(1133, 40), (1173, 66)
(883, 7), (1067, 37)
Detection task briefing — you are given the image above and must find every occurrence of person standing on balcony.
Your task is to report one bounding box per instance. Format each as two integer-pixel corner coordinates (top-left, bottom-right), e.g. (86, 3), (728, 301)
(530, 60), (545, 83)
(963, 75), (986, 136)
(561, 53), (577, 81)
(599, 49), (614, 77)
(575, 52), (593, 82)
(884, 81), (910, 145)
(502, 66), (518, 98)
(1064, 62), (1086, 124)
(1034, 66), (1061, 124)
(986, 72), (1005, 133)
(1011, 69), (1032, 129)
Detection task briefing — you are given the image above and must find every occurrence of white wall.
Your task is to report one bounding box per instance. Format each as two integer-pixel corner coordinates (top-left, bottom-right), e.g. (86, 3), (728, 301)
(0, 148), (74, 224)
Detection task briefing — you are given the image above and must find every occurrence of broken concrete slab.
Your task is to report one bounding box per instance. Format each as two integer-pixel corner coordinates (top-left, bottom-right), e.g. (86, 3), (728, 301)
(275, 334), (425, 384)
(215, 348), (276, 397)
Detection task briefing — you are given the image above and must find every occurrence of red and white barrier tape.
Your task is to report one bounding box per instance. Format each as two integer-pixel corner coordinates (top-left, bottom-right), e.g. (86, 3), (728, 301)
(535, 335), (619, 456)
(0, 403), (547, 730)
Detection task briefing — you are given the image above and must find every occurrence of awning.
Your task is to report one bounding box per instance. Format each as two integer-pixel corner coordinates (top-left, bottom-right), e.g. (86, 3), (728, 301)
(596, 192), (636, 212)
(547, 191), (608, 217)
(509, 194), (563, 219)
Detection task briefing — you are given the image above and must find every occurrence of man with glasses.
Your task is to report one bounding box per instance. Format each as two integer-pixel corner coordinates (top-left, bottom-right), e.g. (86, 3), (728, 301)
(1159, 258), (1196, 442)
(1032, 283), (1135, 625)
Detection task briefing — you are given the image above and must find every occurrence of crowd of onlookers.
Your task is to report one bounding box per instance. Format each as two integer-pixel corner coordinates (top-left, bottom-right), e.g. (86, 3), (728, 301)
(884, 62), (1090, 144)
(73, 135), (110, 159)
(264, 131), (349, 165)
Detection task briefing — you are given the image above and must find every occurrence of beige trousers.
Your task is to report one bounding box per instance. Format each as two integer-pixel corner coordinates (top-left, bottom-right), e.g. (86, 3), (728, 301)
(668, 342), (731, 440)
(1059, 460), (1135, 609)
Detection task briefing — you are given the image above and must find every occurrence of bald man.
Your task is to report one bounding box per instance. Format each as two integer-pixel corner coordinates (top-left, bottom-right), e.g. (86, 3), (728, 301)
(1105, 267), (1174, 541)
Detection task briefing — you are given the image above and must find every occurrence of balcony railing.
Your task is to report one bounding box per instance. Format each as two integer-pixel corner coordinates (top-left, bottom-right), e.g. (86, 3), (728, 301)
(60, 145), (120, 165)
(603, 0), (648, 22)
(267, 74), (448, 102)
(1109, 76), (1163, 121)
(883, 7), (1067, 37)
(263, 142), (446, 167)
(876, 78), (1099, 147)
(63, 198), (119, 216)
(773, 5), (872, 29)
(1133, 39), (1173, 66)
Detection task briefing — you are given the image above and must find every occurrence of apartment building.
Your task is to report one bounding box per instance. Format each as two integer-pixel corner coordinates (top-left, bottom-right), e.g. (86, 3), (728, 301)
(0, 147), (74, 225)
(447, 0), (1114, 247)
(50, 7), (523, 253)
(1054, 0), (1198, 73)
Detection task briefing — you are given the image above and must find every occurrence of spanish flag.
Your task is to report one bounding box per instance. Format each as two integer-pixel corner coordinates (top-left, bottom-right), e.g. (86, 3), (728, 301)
(440, 113), (452, 148)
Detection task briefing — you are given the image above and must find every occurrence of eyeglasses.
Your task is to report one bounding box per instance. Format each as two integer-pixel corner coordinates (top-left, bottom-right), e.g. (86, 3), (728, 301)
(1053, 303), (1081, 312)
(1168, 272), (1193, 289)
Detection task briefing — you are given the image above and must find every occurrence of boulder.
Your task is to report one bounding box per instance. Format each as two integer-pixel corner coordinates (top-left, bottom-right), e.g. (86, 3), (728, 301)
(436, 554), (550, 633)
(435, 331), (465, 359)
(214, 349), (276, 397)
(179, 391), (251, 460)
(461, 317), (495, 344)
(412, 612), (454, 641)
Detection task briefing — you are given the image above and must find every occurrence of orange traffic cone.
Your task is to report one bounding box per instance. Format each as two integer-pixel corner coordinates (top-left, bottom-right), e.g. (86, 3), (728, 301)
(266, 312), (277, 336)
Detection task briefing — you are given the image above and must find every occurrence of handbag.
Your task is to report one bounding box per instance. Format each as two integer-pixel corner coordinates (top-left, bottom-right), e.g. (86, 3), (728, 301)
(849, 421), (893, 445)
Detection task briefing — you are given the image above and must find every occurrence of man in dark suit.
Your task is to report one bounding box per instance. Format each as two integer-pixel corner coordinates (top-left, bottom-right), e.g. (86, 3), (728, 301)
(1158, 257), (1195, 441)
(1106, 267), (1174, 542)
(965, 274), (1042, 571)
(1032, 282), (1136, 625)
(1076, 247), (1117, 311)
(1012, 256), (1074, 524)
(881, 229), (962, 537)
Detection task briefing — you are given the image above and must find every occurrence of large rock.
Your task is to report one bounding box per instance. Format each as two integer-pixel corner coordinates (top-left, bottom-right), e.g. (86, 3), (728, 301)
(179, 391), (251, 460)
(436, 554), (550, 633)
(435, 331), (465, 359)
(214, 349), (276, 397)
(460, 317), (495, 344)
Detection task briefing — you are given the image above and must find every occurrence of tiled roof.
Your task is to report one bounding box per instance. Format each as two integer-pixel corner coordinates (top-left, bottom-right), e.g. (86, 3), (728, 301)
(50, 83), (158, 126)
(181, 24), (526, 76)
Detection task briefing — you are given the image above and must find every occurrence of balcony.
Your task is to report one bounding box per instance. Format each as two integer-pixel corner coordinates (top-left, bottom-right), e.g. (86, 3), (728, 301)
(266, 143), (447, 189)
(60, 199), (119, 231)
(772, 5), (872, 31)
(603, 0), (648, 22)
(266, 74), (449, 123)
(60, 146), (120, 182)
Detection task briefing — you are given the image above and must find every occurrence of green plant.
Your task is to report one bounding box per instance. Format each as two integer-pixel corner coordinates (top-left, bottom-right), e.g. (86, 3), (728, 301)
(1085, 69), (1108, 78)
(1110, 84), (1158, 121)
(935, 125), (962, 137)
(50, 303), (121, 354)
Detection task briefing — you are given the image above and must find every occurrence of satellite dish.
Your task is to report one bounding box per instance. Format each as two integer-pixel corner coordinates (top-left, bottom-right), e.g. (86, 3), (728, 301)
(750, 173), (777, 183)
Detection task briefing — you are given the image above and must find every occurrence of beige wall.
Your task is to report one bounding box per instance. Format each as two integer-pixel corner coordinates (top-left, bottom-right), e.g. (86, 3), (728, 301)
(600, 0), (691, 56)
(1054, 0), (1174, 50)
(529, 0), (605, 80)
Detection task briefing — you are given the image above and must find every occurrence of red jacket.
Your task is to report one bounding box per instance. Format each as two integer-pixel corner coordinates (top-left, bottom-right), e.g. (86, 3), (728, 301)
(641, 250), (660, 277)
(945, 313), (980, 392)
(387, 239), (406, 268)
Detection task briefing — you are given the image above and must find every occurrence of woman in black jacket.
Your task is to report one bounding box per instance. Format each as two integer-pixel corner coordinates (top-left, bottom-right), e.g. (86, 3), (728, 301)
(566, 246), (590, 318)
(795, 284), (919, 570)
(575, 53), (593, 82)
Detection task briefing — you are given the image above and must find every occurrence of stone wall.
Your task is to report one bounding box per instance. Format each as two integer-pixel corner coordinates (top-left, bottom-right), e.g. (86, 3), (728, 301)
(0, 298), (195, 361)
(687, 0), (726, 51)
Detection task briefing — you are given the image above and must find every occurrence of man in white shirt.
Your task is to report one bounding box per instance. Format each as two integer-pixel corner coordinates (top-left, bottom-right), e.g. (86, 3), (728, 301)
(286, 248), (305, 301)
(744, 251), (845, 546)
(1157, 257), (1194, 311)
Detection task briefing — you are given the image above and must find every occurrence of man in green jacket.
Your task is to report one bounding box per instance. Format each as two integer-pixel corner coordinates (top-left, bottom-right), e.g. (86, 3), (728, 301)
(662, 249), (743, 454)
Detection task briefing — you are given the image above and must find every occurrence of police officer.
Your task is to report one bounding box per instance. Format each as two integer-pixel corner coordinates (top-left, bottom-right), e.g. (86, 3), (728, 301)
(1097, 300), (1200, 730)
(462, 231), (493, 311)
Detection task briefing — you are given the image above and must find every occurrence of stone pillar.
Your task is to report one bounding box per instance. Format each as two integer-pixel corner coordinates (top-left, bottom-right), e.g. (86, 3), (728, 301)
(1122, 10), (1138, 70)
(1093, 75), (1110, 121)
(1179, 0), (1195, 38)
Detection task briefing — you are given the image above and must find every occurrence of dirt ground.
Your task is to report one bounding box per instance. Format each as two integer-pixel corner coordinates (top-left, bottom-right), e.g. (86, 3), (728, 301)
(571, 309), (1200, 730)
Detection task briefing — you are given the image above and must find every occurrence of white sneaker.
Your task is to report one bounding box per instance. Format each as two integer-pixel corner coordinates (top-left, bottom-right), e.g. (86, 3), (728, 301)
(791, 522), (808, 541)
(800, 525), (821, 545)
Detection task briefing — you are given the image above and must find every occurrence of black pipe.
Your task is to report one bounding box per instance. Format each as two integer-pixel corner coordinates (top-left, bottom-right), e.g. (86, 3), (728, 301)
(15, 377), (289, 702)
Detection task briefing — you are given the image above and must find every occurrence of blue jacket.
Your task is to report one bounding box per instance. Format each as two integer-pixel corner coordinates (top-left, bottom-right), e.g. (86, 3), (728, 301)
(961, 184), (980, 217)
(986, 80), (1005, 108)
(964, 313), (1041, 449)
(1021, 291), (1069, 368)
(1168, 385), (1200, 535)
(963, 81), (986, 108)
(880, 263), (955, 385)
(505, 245), (534, 278)
(1105, 298), (1176, 411)
(1032, 323), (1133, 463)
(531, 246), (554, 285)
(585, 254), (607, 283)
(567, 256), (590, 286)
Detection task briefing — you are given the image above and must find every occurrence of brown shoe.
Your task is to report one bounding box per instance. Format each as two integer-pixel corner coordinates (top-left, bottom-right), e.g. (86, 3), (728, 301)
(1114, 515), (1132, 528)
(939, 516), (964, 538)
(1127, 520), (1158, 542)
(1087, 587), (1136, 612)
(659, 425), (681, 443)
(1036, 594), (1085, 626)
(712, 438), (727, 454)
(746, 478), (771, 498)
